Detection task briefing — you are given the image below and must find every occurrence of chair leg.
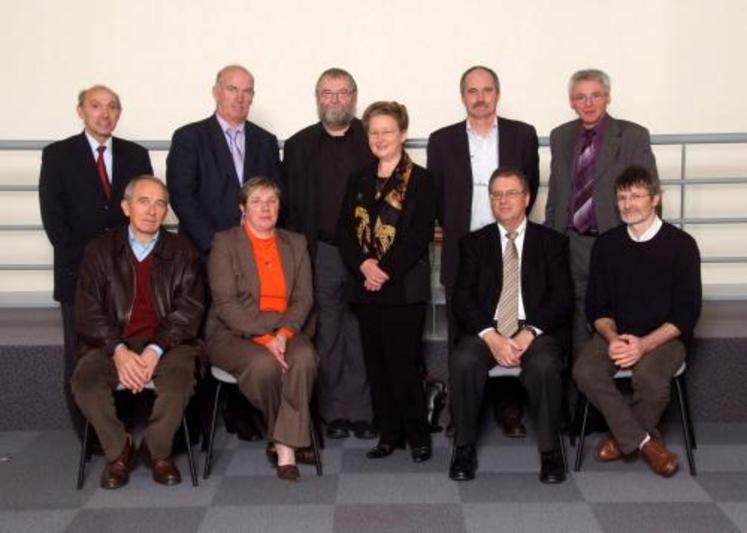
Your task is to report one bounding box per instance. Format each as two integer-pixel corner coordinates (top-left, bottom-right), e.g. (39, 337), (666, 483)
(558, 432), (568, 473)
(309, 418), (323, 476)
(76, 420), (90, 490)
(182, 417), (198, 486)
(574, 398), (589, 472)
(203, 382), (223, 479)
(678, 376), (697, 450)
(674, 377), (697, 476)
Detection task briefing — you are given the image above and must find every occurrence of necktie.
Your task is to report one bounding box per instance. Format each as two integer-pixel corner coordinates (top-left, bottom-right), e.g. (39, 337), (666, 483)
(96, 145), (111, 201)
(227, 128), (245, 184)
(496, 231), (519, 337)
(571, 129), (596, 233)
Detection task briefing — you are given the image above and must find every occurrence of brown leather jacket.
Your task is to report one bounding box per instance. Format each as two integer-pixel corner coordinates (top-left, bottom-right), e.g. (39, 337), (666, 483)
(75, 226), (205, 356)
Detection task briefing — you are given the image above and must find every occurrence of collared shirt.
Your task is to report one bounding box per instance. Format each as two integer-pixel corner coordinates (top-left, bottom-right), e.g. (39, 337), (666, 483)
(627, 215), (663, 243)
(479, 218), (543, 339)
(84, 131), (113, 181)
(123, 225), (163, 357)
(215, 112), (245, 182)
(466, 117), (499, 231)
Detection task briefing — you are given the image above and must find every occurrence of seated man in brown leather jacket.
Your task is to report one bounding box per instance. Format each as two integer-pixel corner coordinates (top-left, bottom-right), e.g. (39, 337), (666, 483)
(71, 175), (205, 489)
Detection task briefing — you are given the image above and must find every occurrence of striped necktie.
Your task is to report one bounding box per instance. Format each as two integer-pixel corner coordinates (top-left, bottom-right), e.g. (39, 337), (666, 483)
(496, 231), (519, 337)
(571, 129), (596, 233)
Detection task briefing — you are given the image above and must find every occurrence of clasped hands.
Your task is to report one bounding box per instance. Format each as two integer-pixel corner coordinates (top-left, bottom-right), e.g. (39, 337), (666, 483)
(483, 328), (535, 368)
(264, 332), (289, 373)
(360, 258), (389, 292)
(113, 345), (160, 393)
(608, 334), (646, 368)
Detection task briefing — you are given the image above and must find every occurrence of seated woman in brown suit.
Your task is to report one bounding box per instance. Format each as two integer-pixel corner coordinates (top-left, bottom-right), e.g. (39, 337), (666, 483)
(205, 176), (318, 481)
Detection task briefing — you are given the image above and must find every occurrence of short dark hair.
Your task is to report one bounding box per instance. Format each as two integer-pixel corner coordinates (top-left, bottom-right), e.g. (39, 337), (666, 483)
(362, 101), (408, 132)
(460, 66), (500, 96)
(488, 166), (529, 193)
(239, 176), (282, 205)
(615, 165), (661, 196)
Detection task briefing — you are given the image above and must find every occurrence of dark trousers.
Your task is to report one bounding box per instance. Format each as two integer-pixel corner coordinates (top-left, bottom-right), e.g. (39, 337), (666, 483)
(573, 334), (686, 454)
(71, 339), (197, 461)
(449, 334), (564, 452)
(314, 242), (372, 422)
(61, 302), (86, 439)
(353, 302), (430, 448)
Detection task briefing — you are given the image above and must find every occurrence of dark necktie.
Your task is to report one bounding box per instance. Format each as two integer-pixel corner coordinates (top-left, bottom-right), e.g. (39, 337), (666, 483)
(96, 145), (112, 200)
(495, 231), (519, 337)
(571, 129), (596, 233)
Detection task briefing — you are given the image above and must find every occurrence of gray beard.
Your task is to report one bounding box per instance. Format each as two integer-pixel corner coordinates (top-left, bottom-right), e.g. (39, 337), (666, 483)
(318, 106), (355, 131)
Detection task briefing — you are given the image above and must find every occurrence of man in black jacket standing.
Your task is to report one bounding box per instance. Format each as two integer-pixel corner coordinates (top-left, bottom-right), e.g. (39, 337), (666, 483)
(283, 68), (377, 440)
(39, 85), (152, 440)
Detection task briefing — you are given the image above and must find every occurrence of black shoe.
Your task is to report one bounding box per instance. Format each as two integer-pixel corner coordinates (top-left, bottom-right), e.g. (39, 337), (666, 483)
(366, 441), (404, 459)
(449, 444), (477, 481)
(352, 420), (377, 440)
(411, 444), (432, 463)
(326, 419), (351, 439)
(539, 449), (566, 484)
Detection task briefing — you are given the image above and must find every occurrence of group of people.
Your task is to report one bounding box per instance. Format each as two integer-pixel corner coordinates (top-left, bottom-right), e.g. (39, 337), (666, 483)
(38, 63), (702, 490)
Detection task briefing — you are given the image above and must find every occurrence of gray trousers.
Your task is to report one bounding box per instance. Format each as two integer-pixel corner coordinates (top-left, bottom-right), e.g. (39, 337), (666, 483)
(568, 231), (596, 358)
(71, 340), (197, 461)
(573, 333), (686, 454)
(314, 242), (372, 422)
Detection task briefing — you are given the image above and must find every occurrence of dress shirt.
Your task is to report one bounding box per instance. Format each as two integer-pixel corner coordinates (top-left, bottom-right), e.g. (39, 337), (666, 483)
(466, 117), (499, 231)
(478, 218), (542, 339)
(84, 131), (113, 181)
(627, 215), (662, 243)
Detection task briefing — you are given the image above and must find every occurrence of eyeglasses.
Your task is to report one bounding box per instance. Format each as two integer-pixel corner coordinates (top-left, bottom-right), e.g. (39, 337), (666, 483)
(318, 89), (355, 100)
(247, 198), (279, 208)
(571, 92), (607, 104)
(616, 192), (652, 203)
(489, 190), (525, 200)
(368, 129), (399, 139)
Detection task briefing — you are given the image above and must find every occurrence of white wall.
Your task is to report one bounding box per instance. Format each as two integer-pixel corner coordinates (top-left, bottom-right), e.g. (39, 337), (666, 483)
(1, 0), (746, 298)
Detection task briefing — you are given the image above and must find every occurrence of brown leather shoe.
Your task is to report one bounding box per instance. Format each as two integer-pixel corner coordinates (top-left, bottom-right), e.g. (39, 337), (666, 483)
(141, 441), (182, 486)
(501, 413), (527, 438)
(596, 435), (624, 462)
(640, 438), (679, 477)
(100, 434), (135, 489)
(276, 464), (300, 482)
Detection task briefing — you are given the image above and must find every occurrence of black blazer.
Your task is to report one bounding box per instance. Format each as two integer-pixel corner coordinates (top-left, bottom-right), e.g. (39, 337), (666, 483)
(338, 159), (436, 305)
(166, 114), (282, 255)
(427, 116), (539, 293)
(282, 118), (375, 257)
(453, 221), (572, 338)
(39, 132), (152, 302)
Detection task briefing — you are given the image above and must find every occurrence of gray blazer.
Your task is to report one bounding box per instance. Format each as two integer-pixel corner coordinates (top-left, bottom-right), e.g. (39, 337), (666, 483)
(545, 114), (657, 234)
(205, 226), (313, 344)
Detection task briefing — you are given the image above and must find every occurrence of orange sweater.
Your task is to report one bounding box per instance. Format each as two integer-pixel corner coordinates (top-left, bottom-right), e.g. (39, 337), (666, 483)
(243, 223), (295, 345)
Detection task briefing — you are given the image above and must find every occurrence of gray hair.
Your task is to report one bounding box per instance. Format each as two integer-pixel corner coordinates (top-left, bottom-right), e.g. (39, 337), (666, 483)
(460, 66), (500, 96)
(77, 85), (121, 110)
(215, 64), (254, 86)
(123, 175), (169, 203)
(568, 69), (611, 95)
(315, 67), (357, 95)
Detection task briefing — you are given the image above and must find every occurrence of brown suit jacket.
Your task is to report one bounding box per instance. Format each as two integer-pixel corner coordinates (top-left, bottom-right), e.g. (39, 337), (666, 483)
(205, 226), (313, 347)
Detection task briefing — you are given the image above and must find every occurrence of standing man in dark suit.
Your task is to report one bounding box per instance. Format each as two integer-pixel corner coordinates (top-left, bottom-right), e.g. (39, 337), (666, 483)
(166, 64), (282, 441)
(166, 64), (283, 256)
(39, 85), (153, 440)
(428, 66), (539, 437)
(283, 68), (377, 440)
(448, 167), (572, 484)
(545, 68), (658, 358)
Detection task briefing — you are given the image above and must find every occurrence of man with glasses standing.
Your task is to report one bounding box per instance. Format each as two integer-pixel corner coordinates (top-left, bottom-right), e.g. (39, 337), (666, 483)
(283, 68), (377, 441)
(545, 69), (658, 362)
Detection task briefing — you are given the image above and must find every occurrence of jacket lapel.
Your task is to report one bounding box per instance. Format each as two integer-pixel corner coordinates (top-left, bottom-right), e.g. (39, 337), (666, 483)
(236, 227), (261, 299)
(276, 231), (295, 300)
(485, 224), (503, 311)
(595, 116), (621, 181)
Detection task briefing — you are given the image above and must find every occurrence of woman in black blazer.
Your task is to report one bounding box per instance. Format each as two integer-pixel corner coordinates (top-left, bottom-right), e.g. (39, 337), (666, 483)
(338, 101), (436, 462)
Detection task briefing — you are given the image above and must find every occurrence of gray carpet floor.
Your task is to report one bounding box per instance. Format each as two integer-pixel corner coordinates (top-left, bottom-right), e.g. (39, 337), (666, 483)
(1, 421), (747, 533)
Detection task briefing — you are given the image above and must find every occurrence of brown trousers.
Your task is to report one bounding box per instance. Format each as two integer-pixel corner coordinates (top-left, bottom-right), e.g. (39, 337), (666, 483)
(71, 340), (197, 461)
(572, 333), (686, 454)
(209, 334), (318, 448)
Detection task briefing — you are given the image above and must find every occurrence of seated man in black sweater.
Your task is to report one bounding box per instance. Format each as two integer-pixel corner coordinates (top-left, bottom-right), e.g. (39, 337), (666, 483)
(572, 165), (702, 477)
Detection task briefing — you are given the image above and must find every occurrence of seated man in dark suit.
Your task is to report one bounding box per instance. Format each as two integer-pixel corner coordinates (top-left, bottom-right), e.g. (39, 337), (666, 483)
(71, 176), (205, 489)
(573, 166), (702, 477)
(449, 167), (572, 484)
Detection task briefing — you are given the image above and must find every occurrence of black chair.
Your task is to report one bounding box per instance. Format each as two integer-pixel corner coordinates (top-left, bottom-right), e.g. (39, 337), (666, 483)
(202, 366), (323, 479)
(76, 382), (198, 488)
(574, 362), (696, 474)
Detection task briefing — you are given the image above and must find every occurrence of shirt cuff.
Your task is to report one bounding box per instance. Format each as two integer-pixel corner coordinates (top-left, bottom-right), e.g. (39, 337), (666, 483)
(252, 334), (275, 346)
(276, 327), (296, 341)
(478, 327), (495, 339)
(145, 343), (164, 359)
